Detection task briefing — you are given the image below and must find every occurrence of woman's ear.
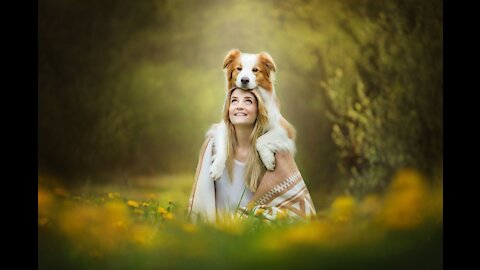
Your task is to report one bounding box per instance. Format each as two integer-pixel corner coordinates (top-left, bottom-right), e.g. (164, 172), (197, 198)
(223, 49), (241, 69)
(258, 52), (276, 74)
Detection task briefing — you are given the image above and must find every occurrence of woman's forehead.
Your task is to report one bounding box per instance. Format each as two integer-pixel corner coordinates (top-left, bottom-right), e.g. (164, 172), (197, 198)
(231, 89), (255, 98)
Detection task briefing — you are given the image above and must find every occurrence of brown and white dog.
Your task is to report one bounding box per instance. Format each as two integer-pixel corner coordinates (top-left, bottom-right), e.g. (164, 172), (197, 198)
(208, 49), (296, 180)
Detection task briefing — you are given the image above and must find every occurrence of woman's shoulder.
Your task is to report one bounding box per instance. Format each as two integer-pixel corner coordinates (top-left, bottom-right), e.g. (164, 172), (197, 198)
(272, 151), (298, 174)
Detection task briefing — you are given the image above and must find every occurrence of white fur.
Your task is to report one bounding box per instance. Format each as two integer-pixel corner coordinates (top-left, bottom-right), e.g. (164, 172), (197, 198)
(208, 122), (228, 180)
(235, 53), (258, 89)
(208, 53), (295, 180)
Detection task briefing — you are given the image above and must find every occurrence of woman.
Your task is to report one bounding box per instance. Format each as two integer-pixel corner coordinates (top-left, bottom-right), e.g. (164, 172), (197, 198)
(188, 87), (316, 223)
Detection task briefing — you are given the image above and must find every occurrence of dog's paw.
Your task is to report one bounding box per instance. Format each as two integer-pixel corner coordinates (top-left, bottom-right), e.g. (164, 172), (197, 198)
(259, 149), (276, 171)
(209, 161), (224, 180)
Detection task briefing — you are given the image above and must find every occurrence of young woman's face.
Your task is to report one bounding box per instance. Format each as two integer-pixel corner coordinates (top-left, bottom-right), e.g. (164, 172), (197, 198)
(229, 89), (258, 127)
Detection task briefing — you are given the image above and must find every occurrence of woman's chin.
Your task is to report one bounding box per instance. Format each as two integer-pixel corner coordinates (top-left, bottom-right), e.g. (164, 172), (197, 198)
(232, 121), (255, 127)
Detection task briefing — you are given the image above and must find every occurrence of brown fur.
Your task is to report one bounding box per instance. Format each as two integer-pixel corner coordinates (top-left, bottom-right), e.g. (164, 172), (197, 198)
(223, 49), (241, 90)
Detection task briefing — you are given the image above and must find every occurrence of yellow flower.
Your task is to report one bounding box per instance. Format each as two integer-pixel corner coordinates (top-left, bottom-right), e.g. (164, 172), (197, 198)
(130, 224), (157, 247)
(360, 194), (382, 216)
(57, 201), (132, 252)
(283, 221), (330, 245)
(127, 200), (140, 208)
(254, 208), (265, 216)
(108, 192), (120, 199)
(329, 195), (357, 223)
(379, 168), (428, 229)
(158, 207), (167, 215)
(164, 212), (174, 220)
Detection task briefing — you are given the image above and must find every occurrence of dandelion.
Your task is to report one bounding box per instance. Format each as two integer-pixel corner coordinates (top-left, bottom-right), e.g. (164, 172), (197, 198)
(127, 200), (140, 208)
(164, 212), (174, 220)
(329, 195), (357, 223)
(158, 207), (168, 215)
(254, 208), (265, 216)
(130, 224), (156, 247)
(379, 168), (428, 229)
(108, 192), (120, 199)
(283, 221), (330, 246)
(58, 201), (132, 252)
(359, 194), (382, 217)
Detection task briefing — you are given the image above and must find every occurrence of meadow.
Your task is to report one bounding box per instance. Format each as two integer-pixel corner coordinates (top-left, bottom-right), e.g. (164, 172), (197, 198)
(38, 169), (442, 269)
(38, 0), (442, 268)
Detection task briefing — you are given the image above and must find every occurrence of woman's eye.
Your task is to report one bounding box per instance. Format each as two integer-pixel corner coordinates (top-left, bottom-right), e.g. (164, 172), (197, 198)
(245, 100), (252, 104)
(252, 68), (258, 72)
(231, 99), (238, 103)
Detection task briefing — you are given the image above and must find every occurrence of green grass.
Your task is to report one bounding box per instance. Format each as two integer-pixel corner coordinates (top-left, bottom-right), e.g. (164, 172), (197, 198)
(38, 173), (443, 270)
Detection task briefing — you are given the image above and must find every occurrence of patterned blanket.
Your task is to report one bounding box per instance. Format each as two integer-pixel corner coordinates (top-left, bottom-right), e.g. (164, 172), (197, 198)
(188, 138), (316, 223)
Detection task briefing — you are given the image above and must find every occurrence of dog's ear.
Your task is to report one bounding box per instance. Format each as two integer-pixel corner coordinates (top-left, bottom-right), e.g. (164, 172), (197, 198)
(259, 52), (276, 74)
(223, 49), (241, 69)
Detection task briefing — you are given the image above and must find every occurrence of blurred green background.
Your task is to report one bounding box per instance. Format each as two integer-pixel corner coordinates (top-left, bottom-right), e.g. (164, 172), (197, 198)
(38, 0), (442, 202)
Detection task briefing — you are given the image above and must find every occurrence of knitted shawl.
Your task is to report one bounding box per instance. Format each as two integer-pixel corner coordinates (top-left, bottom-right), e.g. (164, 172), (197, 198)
(188, 138), (317, 223)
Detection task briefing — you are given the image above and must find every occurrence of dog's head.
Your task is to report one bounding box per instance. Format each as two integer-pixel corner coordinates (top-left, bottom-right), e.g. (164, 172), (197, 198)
(223, 49), (276, 92)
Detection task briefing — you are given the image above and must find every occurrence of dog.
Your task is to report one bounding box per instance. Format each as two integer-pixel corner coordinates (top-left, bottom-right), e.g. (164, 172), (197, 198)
(208, 49), (296, 180)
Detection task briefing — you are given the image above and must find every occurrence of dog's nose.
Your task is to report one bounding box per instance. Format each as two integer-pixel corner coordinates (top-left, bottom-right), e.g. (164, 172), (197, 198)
(241, 77), (249, 84)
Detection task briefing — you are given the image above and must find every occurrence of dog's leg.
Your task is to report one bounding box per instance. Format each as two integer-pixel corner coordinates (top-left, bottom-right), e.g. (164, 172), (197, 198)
(256, 135), (276, 171)
(209, 122), (227, 180)
(256, 127), (296, 171)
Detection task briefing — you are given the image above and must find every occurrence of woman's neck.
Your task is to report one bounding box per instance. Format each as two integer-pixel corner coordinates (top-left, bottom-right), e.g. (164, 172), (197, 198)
(235, 125), (253, 161)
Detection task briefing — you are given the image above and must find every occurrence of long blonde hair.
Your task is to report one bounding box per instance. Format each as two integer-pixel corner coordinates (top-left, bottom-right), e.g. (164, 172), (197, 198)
(223, 88), (269, 192)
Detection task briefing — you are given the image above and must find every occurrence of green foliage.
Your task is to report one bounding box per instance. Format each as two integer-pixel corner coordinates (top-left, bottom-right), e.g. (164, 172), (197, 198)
(323, 0), (443, 195)
(38, 0), (442, 198)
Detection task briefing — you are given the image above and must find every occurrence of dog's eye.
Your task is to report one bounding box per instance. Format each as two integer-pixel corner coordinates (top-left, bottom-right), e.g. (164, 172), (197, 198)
(252, 68), (258, 72)
(236, 67), (242, 71)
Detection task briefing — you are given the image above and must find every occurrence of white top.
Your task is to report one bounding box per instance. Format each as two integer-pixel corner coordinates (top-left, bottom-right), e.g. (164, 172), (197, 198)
(215, 159), (253, 215)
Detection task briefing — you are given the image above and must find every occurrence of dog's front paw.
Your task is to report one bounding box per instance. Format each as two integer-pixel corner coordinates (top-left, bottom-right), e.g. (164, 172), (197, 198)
(259, 149), (276, 171)
(209, 160), (224, 180)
